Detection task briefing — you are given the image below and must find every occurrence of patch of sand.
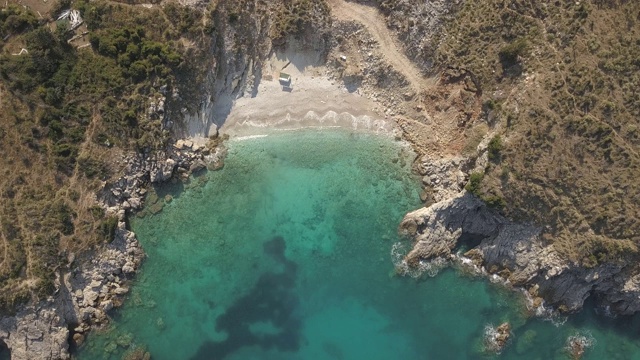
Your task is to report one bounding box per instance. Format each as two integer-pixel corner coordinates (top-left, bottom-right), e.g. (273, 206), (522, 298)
(219, 49), (397, 138)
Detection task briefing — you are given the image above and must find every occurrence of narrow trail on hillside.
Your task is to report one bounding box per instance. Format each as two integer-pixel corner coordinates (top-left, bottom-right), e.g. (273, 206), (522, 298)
(327, 0), (434, 93)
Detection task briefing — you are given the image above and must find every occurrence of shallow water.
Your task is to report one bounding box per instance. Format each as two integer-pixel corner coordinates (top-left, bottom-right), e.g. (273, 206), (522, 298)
(79, 130), (640, 360)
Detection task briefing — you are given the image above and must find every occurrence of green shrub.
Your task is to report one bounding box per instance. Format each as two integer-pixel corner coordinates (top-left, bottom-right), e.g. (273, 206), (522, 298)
(483, 99), (499, 111)
(0, 0), (209, 312)
(483, 195), (506, 209)
(78, 156), (108, 179)
(98, 215), (118, 242)
(488, 135), (503, 161)
(89, 205), (105, 218)
(465, 172), (484, 195)
(499, 38), (529, 65)
(0, 5), (39, 35)
(49, 201), (76, 235)
(50, 0), (72, 20)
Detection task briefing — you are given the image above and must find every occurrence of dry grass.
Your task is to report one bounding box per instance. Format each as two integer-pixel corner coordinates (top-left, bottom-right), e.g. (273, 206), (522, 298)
(0, 0), (214, 313)
(0, 0), (335, 314)
(433, 0), (640, 264)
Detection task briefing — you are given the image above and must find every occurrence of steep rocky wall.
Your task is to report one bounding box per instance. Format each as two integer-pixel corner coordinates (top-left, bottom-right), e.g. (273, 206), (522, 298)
(400, 192), (640, 315)
(180, 0), (332, 138)
(181, 1), (271, 137)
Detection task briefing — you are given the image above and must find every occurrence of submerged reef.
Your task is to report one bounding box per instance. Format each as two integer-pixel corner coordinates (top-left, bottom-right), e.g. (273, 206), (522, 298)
(190, 236), (301, 359)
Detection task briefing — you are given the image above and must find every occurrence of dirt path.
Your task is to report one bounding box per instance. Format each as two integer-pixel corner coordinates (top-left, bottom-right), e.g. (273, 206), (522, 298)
(327, 0), (433, 93)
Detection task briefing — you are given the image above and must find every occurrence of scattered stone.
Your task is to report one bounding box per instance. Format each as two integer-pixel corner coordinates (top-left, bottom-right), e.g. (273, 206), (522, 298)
(398, 218), (418, 236)
(122, 262), (135, 274)
(462, 248), (484, 267)
(72, 333), (85, 347)
(207, 160), (224, 171)
(101, 300), (114, 312)
(419, 188), (431, 203)
(123, 347), (152, 360)
(148, 201), (164, 215)
(83, 289), (99, 307)
(67, 252), (75, 266)
(190, 159), (207, 173)
(129, 197), (141, 209)
(105, 342), (117, 354)
(147, 191), (159, 204)
(113, 286), (129, 295)
(484, 322), (511, 353)
(89, 280), (102, 289)
(532, 297), (543, 309)
(116, 333), (134, 348)
(403, 91), (415, 100)
(156, 317), (165, 330)
(566, 334), (594, 360)
(81, 307), (95, 321)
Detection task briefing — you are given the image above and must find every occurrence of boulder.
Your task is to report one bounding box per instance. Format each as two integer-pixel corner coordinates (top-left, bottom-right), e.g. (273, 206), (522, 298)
(72, 333), (85, 347)
(484, 322), (511, 353)
(122, 262), (135, 274)
(82, 290), (99, 307)
(495, 322), (511, 348)
(190, 159), (207, 173)
(128, 197), (142, 209)
(101, 300), (114, 312)
(0, 309), (70, 360)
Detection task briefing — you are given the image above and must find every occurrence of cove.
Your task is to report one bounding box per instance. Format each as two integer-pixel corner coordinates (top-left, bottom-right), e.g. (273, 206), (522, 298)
(79, 129), (640, 359)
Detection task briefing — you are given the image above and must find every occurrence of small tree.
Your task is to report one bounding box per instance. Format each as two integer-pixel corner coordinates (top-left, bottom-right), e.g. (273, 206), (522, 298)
(499, 38), (529, 66)
(488, 135), (503, 162)
(465, 172), (484, 195)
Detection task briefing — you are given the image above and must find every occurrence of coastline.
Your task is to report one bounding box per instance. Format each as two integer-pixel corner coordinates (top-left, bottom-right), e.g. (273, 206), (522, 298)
(0, 140), (224, 359)
(1, 0), (639, 358)
(0, 42), (412, 357)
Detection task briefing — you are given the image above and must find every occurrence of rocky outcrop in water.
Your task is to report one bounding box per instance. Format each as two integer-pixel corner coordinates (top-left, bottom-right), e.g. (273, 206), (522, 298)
(0, 139), (225, 359)
(565, 333), (594, 360)
(399, 192), (640, 315)
(0, 223), (144, 360)
(483, 322), (511, 353)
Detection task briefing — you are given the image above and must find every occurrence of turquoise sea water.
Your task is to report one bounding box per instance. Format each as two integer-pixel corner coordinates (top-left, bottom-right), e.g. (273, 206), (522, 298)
(79, 130), (640, 360)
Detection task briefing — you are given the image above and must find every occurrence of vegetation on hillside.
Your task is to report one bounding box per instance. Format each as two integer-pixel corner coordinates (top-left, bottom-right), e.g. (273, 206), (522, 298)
(433, 0), (640, 265)
(0, 0), (333, 315)
(270, 0), (331, 43)
(0, 0), (211, 314)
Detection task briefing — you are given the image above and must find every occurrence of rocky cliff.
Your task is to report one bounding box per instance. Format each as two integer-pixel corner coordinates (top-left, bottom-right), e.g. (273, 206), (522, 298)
(400, 191), (640, 315)
(364, 0), (640, 318)
(181, 0), (332, 138)
(0, 1), (332, 359)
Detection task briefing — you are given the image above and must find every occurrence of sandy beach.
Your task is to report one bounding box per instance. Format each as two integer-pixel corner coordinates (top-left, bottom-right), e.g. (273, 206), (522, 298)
(216, 49), (396, 137)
